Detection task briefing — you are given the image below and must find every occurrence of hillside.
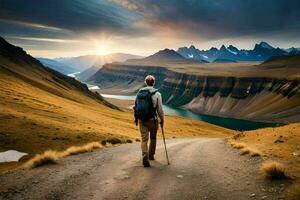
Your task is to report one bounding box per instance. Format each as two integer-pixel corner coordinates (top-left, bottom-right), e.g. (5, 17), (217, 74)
(0, 37), (232, 172)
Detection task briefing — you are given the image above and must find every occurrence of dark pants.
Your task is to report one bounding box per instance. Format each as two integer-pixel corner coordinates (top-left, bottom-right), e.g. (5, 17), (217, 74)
(139, 119), (158, 156)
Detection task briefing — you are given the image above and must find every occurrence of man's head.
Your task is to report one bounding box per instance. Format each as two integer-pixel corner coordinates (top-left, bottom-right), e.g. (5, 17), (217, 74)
(145, 75), (155, 86)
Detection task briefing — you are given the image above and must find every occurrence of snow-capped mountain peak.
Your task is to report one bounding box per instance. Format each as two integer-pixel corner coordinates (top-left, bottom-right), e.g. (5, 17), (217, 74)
(258, 41), (274, 49)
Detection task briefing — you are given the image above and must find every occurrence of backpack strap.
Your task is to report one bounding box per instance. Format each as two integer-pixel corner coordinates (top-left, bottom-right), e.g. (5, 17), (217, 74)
(151, 89), (158, 121)
(150, 89), (158, 95)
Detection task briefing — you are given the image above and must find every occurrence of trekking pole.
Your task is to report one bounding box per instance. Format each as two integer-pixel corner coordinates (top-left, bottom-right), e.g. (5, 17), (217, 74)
(160, 124), (170, 165)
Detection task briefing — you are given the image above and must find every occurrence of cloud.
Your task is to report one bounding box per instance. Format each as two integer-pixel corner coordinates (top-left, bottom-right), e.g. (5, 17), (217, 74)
(0, 0), (139, 36)
(1, 0), (300, 57)
(127, 0), (300, 40)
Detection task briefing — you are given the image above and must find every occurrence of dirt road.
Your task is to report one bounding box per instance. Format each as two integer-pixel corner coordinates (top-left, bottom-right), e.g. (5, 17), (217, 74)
(0, 138), (288, 200)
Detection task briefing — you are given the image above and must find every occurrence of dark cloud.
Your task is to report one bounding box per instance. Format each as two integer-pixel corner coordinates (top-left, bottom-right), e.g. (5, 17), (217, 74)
(0, 0), (299, 56)
(0, 0), (139, 36)
(128, 0), (300, 40)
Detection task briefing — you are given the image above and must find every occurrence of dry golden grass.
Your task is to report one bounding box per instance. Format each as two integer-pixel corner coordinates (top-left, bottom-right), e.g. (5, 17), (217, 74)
(230, 141), (246, 149)
(240, 147), (261, 157)
(61, 142), (101, 156)
(260, 161), (287, 179)
(231, 123), (300, 179)
(23, 142), (102, 169)
(23, 150), (59, 169)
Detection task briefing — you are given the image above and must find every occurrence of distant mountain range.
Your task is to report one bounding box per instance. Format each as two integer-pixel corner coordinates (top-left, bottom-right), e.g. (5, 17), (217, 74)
(36, 57), (77, 75)
(125, 48), (206, 65)
(37, 53), (143, 81)
(177, 42), (300, 62)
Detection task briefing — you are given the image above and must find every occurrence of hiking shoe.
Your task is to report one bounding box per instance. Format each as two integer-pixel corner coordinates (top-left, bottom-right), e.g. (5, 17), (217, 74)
(149, 154), (155, 160)
(143, 155), (150, 167)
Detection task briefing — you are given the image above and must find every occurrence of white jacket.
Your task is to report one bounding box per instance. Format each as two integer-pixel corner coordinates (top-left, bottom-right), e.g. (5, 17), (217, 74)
(138, 86), (164, 123)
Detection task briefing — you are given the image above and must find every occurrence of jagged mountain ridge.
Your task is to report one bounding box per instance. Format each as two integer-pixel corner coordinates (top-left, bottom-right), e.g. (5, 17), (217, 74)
(177, 42), (300, 62)
(124, 48), (206, 65)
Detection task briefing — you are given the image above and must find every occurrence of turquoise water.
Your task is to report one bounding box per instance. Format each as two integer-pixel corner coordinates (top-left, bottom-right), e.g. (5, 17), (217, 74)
(101, 94), (280, 131)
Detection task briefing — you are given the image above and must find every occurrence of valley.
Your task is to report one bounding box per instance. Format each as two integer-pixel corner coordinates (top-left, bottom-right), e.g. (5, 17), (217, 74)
(87, 49), (300, 124)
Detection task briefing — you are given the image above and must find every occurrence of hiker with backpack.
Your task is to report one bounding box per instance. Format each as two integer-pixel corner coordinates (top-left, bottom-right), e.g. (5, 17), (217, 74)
(134, 75), (164, 167)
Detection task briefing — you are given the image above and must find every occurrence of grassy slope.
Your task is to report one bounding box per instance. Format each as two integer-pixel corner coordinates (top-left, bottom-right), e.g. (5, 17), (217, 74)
(230, 123), (300, 198)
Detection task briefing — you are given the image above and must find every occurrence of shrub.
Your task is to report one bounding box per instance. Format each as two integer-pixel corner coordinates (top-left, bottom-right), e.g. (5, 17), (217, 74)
(62, 142), (101, 156)
(240, 147), (261, 157)
(23, 150), (59, 168)
(126, 139), (133, 143)
(230, 141), (246, 149)
(23, 142), (102, 169)
(107, 137), (122, 144)
(260, 161), (288, 179)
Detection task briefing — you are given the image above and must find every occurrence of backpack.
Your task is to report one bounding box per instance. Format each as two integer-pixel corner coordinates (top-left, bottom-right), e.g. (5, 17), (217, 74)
(134, 89), (158, 121)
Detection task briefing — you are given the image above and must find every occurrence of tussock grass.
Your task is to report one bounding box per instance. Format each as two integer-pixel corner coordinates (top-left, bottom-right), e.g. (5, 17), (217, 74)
(260, 161), (288, 179)
(230, 141), (246, 149)
(23, 142), (102, 169)
(106, 137), (122, 144)
(240, 147), (262, 157)
(23, 150), (59, 169)
(240, 147), (251, 155)
(230, 140), (261, 157)
(61, 142), (101, 156)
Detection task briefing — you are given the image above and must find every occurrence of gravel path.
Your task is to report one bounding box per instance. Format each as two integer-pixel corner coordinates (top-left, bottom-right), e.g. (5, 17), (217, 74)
(0, 138), (289, 200)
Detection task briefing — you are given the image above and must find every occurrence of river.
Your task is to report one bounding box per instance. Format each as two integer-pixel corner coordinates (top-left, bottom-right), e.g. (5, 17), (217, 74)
(101, 94), (280, 131)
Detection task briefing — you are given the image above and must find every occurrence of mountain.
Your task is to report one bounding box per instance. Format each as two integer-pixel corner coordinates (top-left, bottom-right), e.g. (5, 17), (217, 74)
(142, 48), (185, 61)
(177, 41), (296, 62)
(258, 41), (274, 49)
(36, 58), (77, 75)
(287, 47), (300, 55)
(55, 53), (142, 75)
(124, 48), (203, 66)
(55, 55), (99, 72)
(76, 53), (143, 82)
(177, 45), (209, 61)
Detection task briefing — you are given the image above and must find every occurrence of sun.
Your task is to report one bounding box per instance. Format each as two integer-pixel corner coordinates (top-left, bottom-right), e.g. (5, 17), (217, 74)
(97, 45), (109, 55)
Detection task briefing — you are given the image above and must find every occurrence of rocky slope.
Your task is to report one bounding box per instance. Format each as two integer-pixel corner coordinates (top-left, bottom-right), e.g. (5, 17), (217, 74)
(88, 51), (300, 123)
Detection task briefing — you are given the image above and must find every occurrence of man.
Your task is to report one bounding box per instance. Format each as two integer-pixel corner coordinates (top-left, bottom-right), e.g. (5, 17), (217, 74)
(134, 75), (164, 167)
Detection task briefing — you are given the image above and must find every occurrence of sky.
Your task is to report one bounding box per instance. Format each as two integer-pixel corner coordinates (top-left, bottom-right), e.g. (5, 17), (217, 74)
(0, 0), (300, 58)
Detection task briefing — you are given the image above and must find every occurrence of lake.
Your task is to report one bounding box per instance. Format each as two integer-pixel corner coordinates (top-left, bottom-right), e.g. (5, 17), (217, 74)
(101, 94), (280, 131)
